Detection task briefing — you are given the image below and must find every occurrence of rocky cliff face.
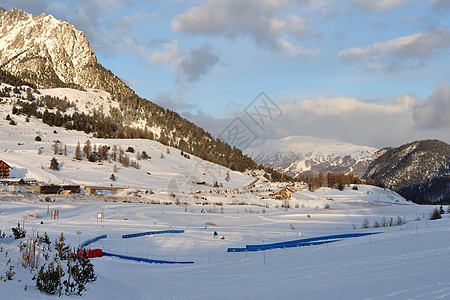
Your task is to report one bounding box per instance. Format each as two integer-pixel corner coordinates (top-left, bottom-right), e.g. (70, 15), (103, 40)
(0, 7), (132, 97)
(364, 140), (450, 203)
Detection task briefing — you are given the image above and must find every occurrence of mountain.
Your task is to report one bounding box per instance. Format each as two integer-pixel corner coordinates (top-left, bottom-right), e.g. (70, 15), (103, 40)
(245, 135), (377, 178)
(0, 7), (262, 174)
(0, 7), (132, 97)
(364, 139), (450, 203)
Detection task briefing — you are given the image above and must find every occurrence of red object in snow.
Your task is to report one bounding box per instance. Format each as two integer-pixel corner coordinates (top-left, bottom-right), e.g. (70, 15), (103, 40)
(77, 249), (103, 258)
(220, 236), (225, 240)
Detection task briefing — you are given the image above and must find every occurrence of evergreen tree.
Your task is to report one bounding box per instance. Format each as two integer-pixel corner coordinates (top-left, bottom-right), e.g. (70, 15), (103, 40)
(12, 222), (26, 239)
(50, 157), (59, 171)
(83, 140), (91, 158)
(74, 142), (82, 160)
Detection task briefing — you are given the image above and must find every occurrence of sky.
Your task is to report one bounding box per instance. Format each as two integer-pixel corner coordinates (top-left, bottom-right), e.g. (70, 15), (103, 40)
(2, 0), (450, 149)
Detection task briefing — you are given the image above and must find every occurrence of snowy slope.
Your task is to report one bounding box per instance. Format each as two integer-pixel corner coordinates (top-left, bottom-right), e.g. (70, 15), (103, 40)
(246, 135), (377, 177)
(0, 187), (448, 299)
(0, 86), (254, 193)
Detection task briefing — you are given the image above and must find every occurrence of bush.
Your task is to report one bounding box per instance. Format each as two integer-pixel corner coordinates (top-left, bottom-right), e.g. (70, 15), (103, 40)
(352, 185), (358, 190)
(141, 151), (149, 160)
(430, 208), (441, 220)
(12, 223), (26, 239)
(34, 233), (97, 296)
(35, 135), (41, 141)
(126, 146), (135, 153)
(362, 218), (369, 229)
(9, 119), (16, 125)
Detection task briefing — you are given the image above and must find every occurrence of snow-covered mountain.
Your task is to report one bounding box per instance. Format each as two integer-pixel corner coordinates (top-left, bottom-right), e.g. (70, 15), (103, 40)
(245, 135), (377, 177)
(0, 7), (132, 96)
(364, 140), (450, 203)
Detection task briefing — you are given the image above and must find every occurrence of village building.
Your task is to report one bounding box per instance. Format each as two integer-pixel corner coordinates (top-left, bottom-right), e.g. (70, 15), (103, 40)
(269, 187), (294, 200)
(0, 160), (11, 178)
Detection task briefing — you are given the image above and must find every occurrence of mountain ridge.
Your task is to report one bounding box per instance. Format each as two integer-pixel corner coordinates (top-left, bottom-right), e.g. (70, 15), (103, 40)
(245, 135), (377, 177)
(364, 139), (450, 203)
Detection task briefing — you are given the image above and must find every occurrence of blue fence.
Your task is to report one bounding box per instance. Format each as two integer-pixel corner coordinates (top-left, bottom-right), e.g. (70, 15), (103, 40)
(228, 232), (381, 252)
(122, 230), (184, 239)
(102, 251), (194, 264)
(228, 240), (338, 252)
(79, 234), (107, 249)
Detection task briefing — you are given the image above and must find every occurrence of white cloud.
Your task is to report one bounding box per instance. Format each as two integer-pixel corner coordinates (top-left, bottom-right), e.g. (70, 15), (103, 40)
(172, 0), (319, 57)
(177, 45), (221, 83)
(151, 40), (181, 66)
(338, 27), (450, 72)
(430, 0), (450, 15)
(413, 84), (450, 129)
(153, 92), (197, 112)
(150, 40), (221, 84)
(352, 0), (410, 12)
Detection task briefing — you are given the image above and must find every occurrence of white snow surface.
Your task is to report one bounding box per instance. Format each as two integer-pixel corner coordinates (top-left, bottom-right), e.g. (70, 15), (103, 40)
(0, 87), (448, 299)
(0, 187), (449, 299)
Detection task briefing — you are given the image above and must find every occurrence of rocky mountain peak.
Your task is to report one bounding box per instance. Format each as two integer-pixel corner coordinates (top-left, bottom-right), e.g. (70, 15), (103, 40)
(0, 7), (132, 97)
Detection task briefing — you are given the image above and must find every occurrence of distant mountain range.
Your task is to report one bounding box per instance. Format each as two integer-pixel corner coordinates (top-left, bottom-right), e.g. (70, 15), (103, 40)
(364, 140), (450, 203)
(245, 135), (377, 177)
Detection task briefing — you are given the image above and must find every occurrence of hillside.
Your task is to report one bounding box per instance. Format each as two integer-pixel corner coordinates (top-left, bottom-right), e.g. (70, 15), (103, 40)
(364, 140), (450, 203)
(0, 7), (258, 173)
(245, 135), (377, 177)
(0, 83), (254, 192)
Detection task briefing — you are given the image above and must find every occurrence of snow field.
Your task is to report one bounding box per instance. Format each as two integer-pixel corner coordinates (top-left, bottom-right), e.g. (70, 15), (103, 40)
(1, 194), (449, 299)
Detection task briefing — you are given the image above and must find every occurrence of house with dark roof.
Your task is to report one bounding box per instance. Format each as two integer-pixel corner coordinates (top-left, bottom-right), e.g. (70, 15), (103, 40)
(0, 160), (11, 178)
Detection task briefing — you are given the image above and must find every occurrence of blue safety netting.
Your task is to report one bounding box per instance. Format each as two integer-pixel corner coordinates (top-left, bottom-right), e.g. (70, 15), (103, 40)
(79, 234), (107, 249)
(102, 251), (194, 264)
(227, 232), (381, 252)
(122, 230), (184, 239)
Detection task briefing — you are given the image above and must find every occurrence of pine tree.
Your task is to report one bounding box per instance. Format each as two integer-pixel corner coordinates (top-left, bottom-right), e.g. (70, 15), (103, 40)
(83, 140), (91, 158)
(50, 157), (59, 171)
(74, 142), (82, 160)
(12, 222), (26, 239)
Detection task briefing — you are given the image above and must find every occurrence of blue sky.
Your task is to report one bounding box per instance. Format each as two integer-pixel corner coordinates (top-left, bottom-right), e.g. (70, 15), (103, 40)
(4, 0), (450, 148)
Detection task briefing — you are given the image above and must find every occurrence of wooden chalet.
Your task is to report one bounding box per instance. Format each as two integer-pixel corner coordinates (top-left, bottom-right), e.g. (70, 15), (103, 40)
(269, 187), (294, 200)
(0, 160), (11, 178)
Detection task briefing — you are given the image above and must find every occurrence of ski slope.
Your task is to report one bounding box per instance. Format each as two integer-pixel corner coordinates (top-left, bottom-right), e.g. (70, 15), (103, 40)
(0, 187), (449, 299)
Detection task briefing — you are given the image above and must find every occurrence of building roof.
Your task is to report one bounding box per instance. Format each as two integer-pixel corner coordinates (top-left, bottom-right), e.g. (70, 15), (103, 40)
(0, 160), (11, 168)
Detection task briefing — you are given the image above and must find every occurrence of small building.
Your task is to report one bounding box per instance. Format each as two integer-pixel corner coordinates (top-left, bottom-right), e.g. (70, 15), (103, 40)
(85, 186), (125, 196)
(0, 160), (11, 178)
(61, 185), (81, 194)
(25, 184), (80, 194)
(269, 187), (294, 200)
